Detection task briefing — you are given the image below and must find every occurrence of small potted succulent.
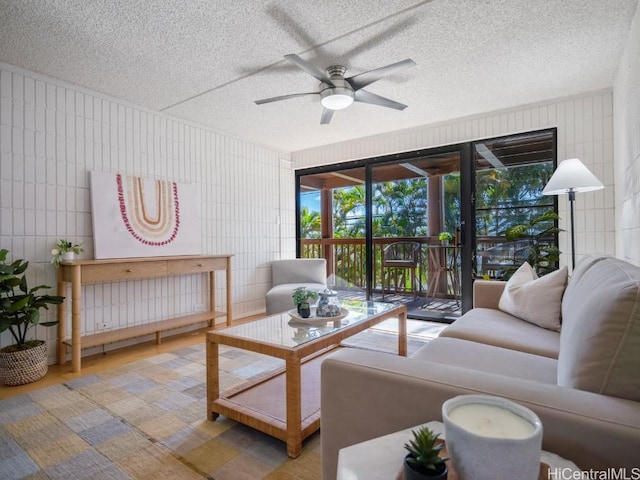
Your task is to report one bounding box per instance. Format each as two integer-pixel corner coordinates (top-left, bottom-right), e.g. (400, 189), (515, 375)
(51, 239), (83, 267)
(403, 426), (448, 479)
(0, 249), (65, 385)
(292, 287), (319, 318)
(438, 232), (453, 246)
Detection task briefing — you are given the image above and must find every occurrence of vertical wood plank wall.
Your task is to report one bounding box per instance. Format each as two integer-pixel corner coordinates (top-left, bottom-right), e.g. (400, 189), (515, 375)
(0, 62), (295, 360)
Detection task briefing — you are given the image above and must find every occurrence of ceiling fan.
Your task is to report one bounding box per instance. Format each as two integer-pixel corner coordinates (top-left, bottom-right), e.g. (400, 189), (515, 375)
(254, 54), (416, 124)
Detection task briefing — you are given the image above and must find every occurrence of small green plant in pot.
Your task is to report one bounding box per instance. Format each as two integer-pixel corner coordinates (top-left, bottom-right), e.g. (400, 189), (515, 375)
(403, 426), (448, 479)
(438, 232), (453, 246)
(0, 249), (65, 385)
(51, 239), (83, 268)
(292, 287), (318, 318)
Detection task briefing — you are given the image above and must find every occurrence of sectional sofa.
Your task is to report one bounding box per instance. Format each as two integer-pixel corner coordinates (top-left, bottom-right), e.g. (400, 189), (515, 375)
(320, 255), (640, 479)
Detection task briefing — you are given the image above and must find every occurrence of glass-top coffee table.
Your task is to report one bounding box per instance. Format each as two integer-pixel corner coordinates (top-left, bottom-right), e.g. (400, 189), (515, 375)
(206, 300), (407, 458)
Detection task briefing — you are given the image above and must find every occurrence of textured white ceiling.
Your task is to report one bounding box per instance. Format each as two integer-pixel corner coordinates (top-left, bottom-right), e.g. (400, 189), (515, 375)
(0, 0), (637, 152)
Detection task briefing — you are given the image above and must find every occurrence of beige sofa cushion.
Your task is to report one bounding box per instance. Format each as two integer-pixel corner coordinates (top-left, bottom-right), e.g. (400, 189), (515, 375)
(412, 337), (558, 384)
(271, 258), (327, 285)
(558, 256), (640, 401)
(498, 262), (568, 331)
(440, 308), (560, 359)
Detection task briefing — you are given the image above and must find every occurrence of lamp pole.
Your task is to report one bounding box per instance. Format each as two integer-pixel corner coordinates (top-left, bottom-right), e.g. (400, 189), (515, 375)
(567, 189), (576, 270)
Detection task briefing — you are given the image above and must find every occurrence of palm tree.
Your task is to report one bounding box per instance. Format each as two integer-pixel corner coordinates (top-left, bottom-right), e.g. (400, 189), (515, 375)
(475, 163), (553, 236)
(300, 207), (321, 239)
(333, 186), (366, 238)
(373, 179), (428, 237)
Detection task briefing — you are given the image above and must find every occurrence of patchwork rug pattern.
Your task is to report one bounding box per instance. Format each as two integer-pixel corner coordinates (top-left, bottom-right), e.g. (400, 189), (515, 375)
(0, 327), (435, 480)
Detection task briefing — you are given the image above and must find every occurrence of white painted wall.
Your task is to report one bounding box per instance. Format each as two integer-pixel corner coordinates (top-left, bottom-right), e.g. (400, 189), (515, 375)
(292, 91), (616, 269)
(0, 63), (295, 361)
(614, 2), (640, 266)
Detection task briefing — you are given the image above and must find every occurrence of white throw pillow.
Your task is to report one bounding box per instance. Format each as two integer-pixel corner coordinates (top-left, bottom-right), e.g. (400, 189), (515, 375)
(498, 262), (568, 331)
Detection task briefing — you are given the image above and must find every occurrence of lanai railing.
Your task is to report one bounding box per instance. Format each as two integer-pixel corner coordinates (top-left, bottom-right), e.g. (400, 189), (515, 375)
(300, 236), (521, 298)
(301, 237), (439, 296)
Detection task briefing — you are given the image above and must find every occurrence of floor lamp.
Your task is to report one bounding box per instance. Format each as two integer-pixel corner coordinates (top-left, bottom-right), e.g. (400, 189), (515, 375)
(542, 158), (604, 270)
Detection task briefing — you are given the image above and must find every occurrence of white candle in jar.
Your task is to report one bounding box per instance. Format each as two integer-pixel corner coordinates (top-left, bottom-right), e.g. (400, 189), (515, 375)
(448, 403), (536, 439)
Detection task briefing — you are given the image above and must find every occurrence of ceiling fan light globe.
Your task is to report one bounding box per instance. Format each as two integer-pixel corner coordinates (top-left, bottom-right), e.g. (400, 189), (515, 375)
(320, 80), (355, 110)
(321, 93), (354, 110)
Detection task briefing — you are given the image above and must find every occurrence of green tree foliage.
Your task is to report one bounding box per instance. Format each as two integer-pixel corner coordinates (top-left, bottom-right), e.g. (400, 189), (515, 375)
(329, 179), (430, 288)
(475, 163), (559, 279)
(372, 179), (428, 237)
(443, 173), (461, 236)
(300, 206), (321, 239)
(475, 163), (553, 236)
(328, 180), (430, 239)
(504, 209), (562, 277)
(333, 185), (366, 238)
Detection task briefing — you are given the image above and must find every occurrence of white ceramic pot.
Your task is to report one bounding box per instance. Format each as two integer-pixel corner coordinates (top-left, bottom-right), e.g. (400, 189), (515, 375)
(61, 251), (76, 261)
(442, 394), (543, 480)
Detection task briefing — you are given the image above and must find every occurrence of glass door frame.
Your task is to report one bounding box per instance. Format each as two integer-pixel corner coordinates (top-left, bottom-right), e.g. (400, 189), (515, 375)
(296, 142), (474, 313)
(295, 128), (557, 315)
(470, 129), (558, 282)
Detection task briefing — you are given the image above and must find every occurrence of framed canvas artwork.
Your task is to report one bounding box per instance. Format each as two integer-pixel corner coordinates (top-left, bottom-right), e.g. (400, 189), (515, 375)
(90, 171), (202, 259)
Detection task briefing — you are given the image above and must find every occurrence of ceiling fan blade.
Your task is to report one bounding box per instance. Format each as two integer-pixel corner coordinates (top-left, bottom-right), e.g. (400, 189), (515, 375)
(255, 92), (318, 105)
(320, 108), (334, 125)
(341, 18), (418, 59)
(285, 54), (335, 86)
(354, 90), (408, 111)
(347, 59), (416, 91)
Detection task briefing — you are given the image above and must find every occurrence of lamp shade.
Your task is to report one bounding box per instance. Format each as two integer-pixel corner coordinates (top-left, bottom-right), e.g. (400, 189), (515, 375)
(542, 158), (604, 195)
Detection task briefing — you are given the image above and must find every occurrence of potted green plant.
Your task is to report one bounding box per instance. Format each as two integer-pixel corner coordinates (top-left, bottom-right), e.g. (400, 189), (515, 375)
(403, 425), (448, 479)
(292, 286), (319, 318)
(0, 249), (65, 385)
(51, 239), (83, 267)
(438, 232), (453, 246)
(503, 210), (562, 279)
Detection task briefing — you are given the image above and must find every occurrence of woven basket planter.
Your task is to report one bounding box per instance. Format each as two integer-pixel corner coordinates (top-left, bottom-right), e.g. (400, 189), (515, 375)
(0, 340), (48, 386)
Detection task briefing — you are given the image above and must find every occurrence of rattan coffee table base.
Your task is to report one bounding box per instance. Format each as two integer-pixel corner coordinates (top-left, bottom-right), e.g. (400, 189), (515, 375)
(210, 349), (327, 456)
(206, 302), (407, 458)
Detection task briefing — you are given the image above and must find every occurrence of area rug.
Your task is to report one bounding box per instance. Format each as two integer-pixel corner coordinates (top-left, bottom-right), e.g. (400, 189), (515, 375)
(0, 326), (434, 480)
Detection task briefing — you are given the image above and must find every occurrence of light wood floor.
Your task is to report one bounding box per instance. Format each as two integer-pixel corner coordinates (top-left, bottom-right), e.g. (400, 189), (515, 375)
(1, 313), (442, 401)
(0, 327), (215, 401)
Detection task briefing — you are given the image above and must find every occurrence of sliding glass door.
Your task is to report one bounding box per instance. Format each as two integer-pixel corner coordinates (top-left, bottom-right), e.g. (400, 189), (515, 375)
(369, 151), (464, 321)
(472, 130), (557, 281)
(296, 144), (470, 320)
(296, 128), (556, 319)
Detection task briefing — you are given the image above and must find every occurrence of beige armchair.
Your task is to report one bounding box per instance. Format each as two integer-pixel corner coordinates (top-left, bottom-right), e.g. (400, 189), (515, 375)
(265, 258), (327, 315)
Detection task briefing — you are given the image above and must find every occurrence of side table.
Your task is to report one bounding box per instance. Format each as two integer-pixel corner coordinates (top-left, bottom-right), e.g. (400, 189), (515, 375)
(337, 421), (580, 480)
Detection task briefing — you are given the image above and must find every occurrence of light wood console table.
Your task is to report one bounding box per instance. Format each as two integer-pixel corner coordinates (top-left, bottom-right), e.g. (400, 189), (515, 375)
(56, 255), (232, 372)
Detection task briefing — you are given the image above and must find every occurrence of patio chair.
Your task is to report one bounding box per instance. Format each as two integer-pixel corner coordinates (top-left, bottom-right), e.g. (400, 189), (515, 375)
(477, 240), (530, 280)
(381, 241), (421, 300)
